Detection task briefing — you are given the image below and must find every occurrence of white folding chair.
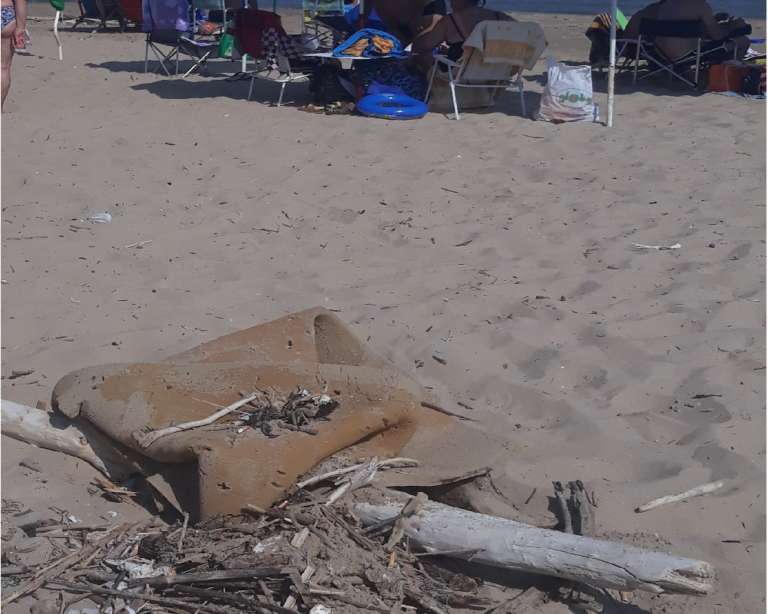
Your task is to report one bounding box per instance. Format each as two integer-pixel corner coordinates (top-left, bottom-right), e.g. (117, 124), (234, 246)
(425, 20), (546, 120)
(248, 53), (311, 107)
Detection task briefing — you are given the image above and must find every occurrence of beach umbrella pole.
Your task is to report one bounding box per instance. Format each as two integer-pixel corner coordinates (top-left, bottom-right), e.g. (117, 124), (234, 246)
(607, 0), (617, 127)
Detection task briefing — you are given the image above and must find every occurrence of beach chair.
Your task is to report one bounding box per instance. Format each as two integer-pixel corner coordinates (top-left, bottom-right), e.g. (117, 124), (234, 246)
(98, 0), (129, 29)
(233, 10), (313, 106)
(302, 0), (347, 50)
(617, 19), (735, 87)
(142, 0), (190, 75)
(145, 30), (183, 75)
(174, 0), (231, 77)
(425, 20), (547, 120)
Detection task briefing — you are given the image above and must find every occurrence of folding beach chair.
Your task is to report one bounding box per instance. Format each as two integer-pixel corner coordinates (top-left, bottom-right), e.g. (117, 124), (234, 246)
(143, 0), (190, 75)
(145, 29), (183, 75)
(243, 14), (314, 106)
(174, 0), (231, 77)
(302, 0), (347, 50)
(616, 19), (734, 87)
(425, 20), (547, 120)
(96, 0), (128, 30)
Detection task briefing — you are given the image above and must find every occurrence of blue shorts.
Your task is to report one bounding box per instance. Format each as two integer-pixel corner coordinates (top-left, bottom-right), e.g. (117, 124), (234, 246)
(1, 5), (16, 29)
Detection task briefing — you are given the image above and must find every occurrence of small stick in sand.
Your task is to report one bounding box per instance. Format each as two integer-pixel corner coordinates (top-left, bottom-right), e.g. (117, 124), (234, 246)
(420, 401), (477, 422)
(133, 392), (260, 448)
(177, 512), (189, 552)
(635, 480), (727, 513)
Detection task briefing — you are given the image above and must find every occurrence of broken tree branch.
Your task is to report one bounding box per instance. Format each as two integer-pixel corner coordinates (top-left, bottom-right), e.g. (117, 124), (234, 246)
(133, 392), (260, 448)
(635, 480), (727, 513)
(355, 498), (714, 595)
(296, 457), (419, 490)
(1, 400), (109, 475)
(127, 567), (286, 588)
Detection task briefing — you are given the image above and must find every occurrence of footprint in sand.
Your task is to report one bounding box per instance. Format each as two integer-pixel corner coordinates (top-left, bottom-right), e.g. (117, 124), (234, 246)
(518, 347), (559, 380)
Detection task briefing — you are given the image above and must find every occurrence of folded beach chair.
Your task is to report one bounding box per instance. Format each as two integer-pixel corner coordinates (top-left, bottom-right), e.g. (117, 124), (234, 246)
(617, 19), (737, 87)
(425, 20), (547, 120)
(142, 0), (190, 75)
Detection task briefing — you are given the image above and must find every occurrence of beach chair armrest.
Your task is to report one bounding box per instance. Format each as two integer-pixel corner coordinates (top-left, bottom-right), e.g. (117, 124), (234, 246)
(433, 54), (460, 68)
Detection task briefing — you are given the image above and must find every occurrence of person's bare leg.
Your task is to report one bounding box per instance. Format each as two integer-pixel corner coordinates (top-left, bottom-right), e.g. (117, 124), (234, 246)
(1, 30), (14, 109)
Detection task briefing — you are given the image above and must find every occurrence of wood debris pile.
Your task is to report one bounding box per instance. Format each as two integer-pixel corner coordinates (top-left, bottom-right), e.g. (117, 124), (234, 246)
(2, 487), (516, 614)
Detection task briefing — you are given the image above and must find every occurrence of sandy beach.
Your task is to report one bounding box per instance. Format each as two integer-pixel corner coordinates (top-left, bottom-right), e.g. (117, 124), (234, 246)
(2, 8), (766, 613)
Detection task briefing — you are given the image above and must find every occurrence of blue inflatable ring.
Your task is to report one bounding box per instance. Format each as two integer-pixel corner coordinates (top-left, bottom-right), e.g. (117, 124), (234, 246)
(357, 93), (428, 120)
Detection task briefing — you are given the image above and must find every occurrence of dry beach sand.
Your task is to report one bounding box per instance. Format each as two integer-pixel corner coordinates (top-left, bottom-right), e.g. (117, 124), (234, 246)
(1, 9), (766, 613)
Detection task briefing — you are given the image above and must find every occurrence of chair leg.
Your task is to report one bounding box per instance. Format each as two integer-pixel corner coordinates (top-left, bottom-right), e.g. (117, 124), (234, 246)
(447, 67), (459, 120)
(518, 78), (526, 118)
(144, 41), (149, 73)
(424, 61), (437, 103)
(694, 39), (701, 85)
(634, 37), (641, 83)
(277, 82), (286, 107)
(248, 76), (255, 100)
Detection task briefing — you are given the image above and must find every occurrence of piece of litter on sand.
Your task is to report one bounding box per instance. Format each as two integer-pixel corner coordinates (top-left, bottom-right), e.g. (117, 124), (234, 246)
(632, 242), (681, 251)
(8, 369), (35, 380)
(123, 240), (153, 249)
(86, 212), (112, 224)
(635, 480), (727, 513)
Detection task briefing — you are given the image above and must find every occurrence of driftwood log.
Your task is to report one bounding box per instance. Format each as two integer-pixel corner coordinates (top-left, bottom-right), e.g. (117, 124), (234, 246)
(1, 400), (143, 480)
(355, 499), (714, 595)
(1, 400), (111, 474)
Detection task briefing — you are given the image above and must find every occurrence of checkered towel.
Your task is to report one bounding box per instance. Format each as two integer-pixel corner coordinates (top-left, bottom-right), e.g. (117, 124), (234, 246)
(261, 27), (306, 71)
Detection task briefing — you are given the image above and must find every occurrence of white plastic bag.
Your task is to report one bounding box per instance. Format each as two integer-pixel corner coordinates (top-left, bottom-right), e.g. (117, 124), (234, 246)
(537, 59), (598, 123)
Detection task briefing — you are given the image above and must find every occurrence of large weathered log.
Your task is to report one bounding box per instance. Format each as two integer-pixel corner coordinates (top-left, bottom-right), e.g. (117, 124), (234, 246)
(1, 400), (110, 474)
(1, 400), (142, 480)
(354, 499), (714, 595)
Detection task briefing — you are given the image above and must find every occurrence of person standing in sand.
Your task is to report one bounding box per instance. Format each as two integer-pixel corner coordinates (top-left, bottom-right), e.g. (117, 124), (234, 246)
(2, 0), (26, 109)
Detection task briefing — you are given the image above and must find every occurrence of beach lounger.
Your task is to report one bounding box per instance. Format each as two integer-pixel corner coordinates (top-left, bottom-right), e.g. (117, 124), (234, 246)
(232, 10), (313, 106)
(617, 19), (739, 87)
(425, 20), (547, 120)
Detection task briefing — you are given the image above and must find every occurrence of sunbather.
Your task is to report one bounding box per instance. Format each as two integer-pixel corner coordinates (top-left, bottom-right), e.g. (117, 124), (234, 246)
(411, 0), (514, 74)
(654, 0), (750, 61)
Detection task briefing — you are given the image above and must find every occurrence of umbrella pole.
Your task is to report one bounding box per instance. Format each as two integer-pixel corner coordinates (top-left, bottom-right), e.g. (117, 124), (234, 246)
(607, 0), (617, 127)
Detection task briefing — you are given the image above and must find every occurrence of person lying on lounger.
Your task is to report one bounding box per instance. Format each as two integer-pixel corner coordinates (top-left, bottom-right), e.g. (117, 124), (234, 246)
(411, 0), (514, 74)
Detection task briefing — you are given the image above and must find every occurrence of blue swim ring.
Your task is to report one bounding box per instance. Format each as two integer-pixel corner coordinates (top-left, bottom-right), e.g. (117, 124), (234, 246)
(357, 93), (428, 120)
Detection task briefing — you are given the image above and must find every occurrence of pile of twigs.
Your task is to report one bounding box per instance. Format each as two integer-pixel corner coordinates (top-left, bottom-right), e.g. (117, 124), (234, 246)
(2, 487), (502, 614)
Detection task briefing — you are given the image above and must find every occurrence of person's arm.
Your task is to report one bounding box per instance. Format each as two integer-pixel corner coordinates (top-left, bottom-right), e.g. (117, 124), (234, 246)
(413, 14), (446, 56)
(14, 0), (27, 47)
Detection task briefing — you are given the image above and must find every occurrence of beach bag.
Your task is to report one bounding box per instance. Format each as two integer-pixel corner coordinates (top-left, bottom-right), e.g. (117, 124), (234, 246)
(218, 32), (235, 58)
(537, 59), (598, 123)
